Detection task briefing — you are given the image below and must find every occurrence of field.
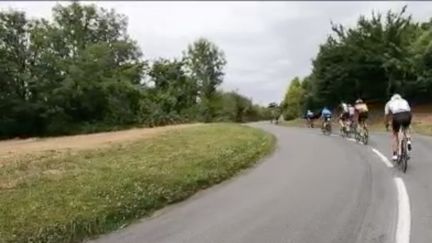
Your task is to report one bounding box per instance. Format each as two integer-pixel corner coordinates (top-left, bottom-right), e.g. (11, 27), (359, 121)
(0, 123), (275, 243)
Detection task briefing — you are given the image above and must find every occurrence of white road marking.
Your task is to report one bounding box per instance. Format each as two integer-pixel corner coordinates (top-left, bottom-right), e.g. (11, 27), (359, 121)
(394, 177), (411, 243)
(346, 138), (356, 142)
(336, 133), (410, 243)
(321, 129), (410, 243)
(371, 148), (394, 168)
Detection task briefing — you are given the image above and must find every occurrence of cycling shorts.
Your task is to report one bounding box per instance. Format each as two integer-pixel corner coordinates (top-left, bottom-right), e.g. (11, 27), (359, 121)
(358, 111), (368, 124)
(323, 116), (332, 122)
(339, 112), (350, 121)
(392, 111), (412, 133)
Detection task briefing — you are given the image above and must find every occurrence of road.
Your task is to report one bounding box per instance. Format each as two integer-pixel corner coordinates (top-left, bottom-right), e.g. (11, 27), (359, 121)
(90, 123), (432, 243)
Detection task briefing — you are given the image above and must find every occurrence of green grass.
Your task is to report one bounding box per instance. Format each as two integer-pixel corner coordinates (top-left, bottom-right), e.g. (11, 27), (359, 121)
(0, 123), (275, 243)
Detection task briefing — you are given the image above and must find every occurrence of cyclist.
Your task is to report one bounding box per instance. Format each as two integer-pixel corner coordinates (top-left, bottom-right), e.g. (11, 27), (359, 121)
(321, 106), (332, 129)
(338, 102), (350, 132)
(342, 103), (355, 132)
(305, 109), (314, 128)
(348, 103), (355, 121)
(354, 99), (369, 129)
(384, 94), (412, 161)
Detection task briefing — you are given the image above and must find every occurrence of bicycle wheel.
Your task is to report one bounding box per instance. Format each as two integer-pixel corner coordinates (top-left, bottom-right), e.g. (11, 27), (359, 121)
(325, 123), (331, 135)
(355, 127), (361, 142)
(400, 138), (408, 173)
(363, 128), (369, 145)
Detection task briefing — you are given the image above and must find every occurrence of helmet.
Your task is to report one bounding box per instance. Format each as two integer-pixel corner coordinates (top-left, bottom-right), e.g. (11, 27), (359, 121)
(355, 99), (363, 104)
(391, 94), (402, 100)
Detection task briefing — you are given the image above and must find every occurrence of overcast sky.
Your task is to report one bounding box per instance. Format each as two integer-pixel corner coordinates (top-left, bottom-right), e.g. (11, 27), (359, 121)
(2, 1), (432, 105)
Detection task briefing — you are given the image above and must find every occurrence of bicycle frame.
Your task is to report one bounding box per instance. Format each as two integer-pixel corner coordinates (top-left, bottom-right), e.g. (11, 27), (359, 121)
(398, 127), (408, 157)
(322, 117), (332, 134)
(397, 126), (409, 173)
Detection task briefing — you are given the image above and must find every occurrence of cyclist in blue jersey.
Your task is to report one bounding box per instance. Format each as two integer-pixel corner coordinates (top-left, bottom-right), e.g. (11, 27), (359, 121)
(321, 107), (332, 129)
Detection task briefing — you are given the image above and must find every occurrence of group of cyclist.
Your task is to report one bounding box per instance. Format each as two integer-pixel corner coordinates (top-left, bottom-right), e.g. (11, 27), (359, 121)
(305, 93), (413, 161)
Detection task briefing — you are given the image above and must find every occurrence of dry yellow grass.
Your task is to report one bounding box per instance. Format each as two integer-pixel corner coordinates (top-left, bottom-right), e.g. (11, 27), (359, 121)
(0, 123), (200, 160)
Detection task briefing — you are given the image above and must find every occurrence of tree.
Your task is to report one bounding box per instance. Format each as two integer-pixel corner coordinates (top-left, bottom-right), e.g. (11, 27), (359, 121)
(0, 3), (146, 137)
(0, 10), (45, 136)
(408, 25), (432, 101)
(184, 38), (227, 122)
(147, 58), (198, 123)
(281, 77), (305, 120)
(301, 6), (426, 109)
(0, 2), (268, 138)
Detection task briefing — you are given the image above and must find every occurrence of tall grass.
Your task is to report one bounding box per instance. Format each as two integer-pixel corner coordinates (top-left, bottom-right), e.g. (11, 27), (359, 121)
(0, 124), (275, 243)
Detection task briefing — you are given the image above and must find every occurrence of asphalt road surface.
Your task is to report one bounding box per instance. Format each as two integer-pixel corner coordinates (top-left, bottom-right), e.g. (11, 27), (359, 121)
(90, 123), (432, 243)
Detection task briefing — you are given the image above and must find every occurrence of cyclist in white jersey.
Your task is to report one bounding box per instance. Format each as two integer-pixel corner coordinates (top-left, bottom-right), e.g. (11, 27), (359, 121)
(348, 104), (355, 119)
(338, 102), (350, 132)
(384, 94), (412, 161)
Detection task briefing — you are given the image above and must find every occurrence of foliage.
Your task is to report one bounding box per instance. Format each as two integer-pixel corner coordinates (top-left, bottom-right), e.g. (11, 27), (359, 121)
(212, 91), (273, 122)
(0, 124), (275, 243)
(183, 38), (227, 122)
(0, 3), (270, 138)
(281, 77), (305, 120)
(284, 6), (432, 117)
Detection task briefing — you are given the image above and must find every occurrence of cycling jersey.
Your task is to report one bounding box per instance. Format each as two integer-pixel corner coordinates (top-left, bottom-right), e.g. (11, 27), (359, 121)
(385, 98), (411, 115)
(348, 106), (355, 116)
(355, 103), (368, 113)
(321, 108), (332, 118)
(306, 110), (313, 117)
(341, 103), (349, 113)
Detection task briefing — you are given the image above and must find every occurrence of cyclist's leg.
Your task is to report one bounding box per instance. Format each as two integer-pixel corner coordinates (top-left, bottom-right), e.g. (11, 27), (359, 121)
(362, 112), (368, 129)
(356, 114), (361, 132)
(339, 114), (345, 129)
(403, 112), (413, 150)
(392, 115), (401, 161)
(358, 117), (365, 133)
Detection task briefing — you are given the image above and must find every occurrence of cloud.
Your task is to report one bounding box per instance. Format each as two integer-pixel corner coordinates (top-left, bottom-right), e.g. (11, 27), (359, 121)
(1, 1), (432, 105)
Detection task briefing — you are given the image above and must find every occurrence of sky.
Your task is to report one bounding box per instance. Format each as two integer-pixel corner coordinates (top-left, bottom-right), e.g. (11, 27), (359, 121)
(1, 1), (432, 105)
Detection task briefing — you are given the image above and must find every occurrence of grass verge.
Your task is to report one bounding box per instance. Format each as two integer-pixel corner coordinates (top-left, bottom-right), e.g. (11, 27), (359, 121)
(0, 123), (275, 243)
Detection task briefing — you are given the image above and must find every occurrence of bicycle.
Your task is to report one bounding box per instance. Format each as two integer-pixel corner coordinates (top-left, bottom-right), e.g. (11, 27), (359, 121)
(355, 121), (369, 145)
(340, 121), (349, 137)
(321, 117), (332, 135)
(340, 118), (356, 138)
(387, 125), (410, 173)
(305, 118), (315, 128)
(397, 126), (410, 173)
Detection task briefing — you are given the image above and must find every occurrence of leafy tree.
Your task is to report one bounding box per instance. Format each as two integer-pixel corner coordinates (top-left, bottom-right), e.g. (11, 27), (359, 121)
(281, 77), (305, 120)
(0, 10), (44, 136)
(212, 91), (270, 122)
(297, 6), (428, 110)
(184, 38), (227, 122)
(408, 25), (432, 100)
(0, 3), (269, 138)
